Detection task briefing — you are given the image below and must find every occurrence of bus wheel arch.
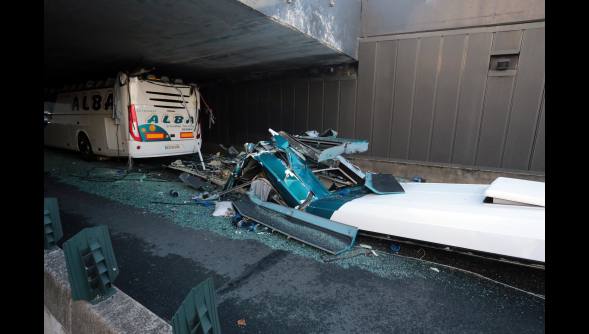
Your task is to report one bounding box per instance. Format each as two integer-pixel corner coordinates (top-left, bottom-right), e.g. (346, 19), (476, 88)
(77, 131), (94, 160)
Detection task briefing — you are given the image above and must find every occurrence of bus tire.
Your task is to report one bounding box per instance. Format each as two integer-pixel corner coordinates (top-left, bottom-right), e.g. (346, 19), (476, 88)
(78, 132), (95, 161)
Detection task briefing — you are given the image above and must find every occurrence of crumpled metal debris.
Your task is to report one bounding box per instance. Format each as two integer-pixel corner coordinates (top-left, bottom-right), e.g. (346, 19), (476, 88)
(167, 129), (404, 255)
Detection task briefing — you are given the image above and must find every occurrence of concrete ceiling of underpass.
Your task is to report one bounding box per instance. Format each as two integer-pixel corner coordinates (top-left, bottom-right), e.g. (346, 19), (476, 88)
(44, 0), (357, 86)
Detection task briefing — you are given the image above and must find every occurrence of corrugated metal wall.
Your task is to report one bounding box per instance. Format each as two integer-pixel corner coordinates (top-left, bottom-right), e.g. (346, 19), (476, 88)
(357, 23), (545, 171)
(203, 74), (358, 145)
(204, 22), (544, 172)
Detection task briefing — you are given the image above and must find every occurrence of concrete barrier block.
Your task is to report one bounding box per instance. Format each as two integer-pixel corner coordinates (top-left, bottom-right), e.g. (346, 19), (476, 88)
(45, 248), (172, 334)
(44, 249), (72, 333)
(348, 157), (545, 184)
(70, 291), (172, 334)
(45, 305), (67, 334)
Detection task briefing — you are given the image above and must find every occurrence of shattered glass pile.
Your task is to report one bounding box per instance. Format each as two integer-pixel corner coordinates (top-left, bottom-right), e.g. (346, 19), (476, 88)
(43, 149), (451, 281)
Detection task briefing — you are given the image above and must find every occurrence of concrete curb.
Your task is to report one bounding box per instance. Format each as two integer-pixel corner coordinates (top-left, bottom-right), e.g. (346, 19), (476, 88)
(44, 248), (172, 334)
(347, 156), (545, 184)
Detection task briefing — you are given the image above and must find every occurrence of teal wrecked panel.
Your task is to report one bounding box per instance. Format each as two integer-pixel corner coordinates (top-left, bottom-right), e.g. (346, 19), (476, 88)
(305, 186), (369, 219)
(284, 147), (329, 199)
(364, 172), (405, 195)
(255, 133), (330, 204)
(254, 152), (311, 206)
(248, 192), (358, 242)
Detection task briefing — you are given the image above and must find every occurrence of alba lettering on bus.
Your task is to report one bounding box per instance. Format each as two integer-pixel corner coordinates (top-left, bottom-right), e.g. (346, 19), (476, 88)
(72, 93), (113, 111)
(146, 115), (194, 124)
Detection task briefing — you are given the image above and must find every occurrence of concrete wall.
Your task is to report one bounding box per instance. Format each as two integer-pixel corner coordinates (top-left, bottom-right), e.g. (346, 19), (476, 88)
(44, 248), (172, 334)
(45, 0), (357, 84)
(240, 0), (361, 58)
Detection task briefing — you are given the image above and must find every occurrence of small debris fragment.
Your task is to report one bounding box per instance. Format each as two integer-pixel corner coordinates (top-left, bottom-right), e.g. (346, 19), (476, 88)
(212, 201), (235, 217)
(235, 219), (257, 231)
(389, 243), (401, 253)
(209, 160), (222, 168)
(430, 267), (440, 273)
(169, 189), (179, 197)
(359, 244), (373, 250)
(193, 199), (215, 207)
(237, 319), (246, 328)
(192, 191), (211, 200)
(304, 130), (320, 137)
(228, 146), (240, 156)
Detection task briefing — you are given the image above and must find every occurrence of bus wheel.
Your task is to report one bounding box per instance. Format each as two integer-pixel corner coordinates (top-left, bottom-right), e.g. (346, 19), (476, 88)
(78, 133), (95, 161)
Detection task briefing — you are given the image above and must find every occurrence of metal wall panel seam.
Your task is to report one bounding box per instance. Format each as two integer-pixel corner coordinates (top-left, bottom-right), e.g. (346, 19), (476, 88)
(245, 86), (250, 142)
(279, 81), (284, 131)
(232, 87), (236, 141)
(255, 85), (261, 140)
(321, 80), (325, 131)
(292, 82), (296, 133)
(266, 84), (271, 134)
(499, 30), (525, 168)
(257, 84), (262, 138)
(280, 81), (286, 131)
(321, 79), (337, 131)
(406, 38), (422, 158)
(368, 42), (379, 152)
(528, 80), (545, 170)
(292, 83), (297, 132)
(227, 86), (232, 144)
(387, 41), (399, 158)
(360, 21), (545, 43)
(224, 90), (229, 143)
(336, 80), (341, 132)
(473, 33), (495, 165)
(450, 34), (470, 163)
(306, 80), (310, 131)
(353, 72), (358, 139)
(426, 36), (444, 161)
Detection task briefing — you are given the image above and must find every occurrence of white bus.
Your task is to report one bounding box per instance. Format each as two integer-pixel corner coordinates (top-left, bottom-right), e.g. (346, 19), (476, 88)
(44, 72), (207, 161)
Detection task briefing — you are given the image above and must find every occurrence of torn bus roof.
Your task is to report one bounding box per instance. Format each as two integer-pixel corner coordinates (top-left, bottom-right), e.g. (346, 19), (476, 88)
(208, 129), (544, 264)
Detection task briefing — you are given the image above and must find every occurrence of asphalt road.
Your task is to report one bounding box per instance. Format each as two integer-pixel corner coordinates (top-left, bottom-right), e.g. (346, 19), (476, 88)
(45, 176), (544, 333)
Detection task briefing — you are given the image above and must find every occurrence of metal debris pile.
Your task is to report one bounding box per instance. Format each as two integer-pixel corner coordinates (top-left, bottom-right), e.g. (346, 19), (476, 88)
(167, 150), (238, 187)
